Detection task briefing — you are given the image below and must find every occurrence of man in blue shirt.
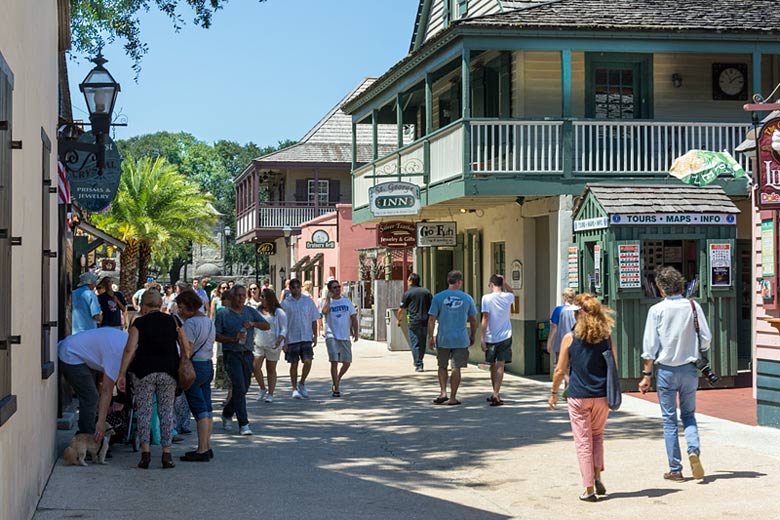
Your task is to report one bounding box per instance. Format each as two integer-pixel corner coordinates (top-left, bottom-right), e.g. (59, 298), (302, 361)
(72, 271), (102, 334)
(427, 271), (477, 406)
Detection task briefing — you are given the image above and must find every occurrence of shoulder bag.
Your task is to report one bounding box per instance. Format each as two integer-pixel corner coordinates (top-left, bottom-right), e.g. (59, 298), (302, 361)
(602, 337), (622, 411)
(174, 315), (197, 391)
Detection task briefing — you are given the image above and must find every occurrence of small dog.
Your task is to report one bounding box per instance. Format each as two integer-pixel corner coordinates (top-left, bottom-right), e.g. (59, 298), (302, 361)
(63, 429), (113, 466)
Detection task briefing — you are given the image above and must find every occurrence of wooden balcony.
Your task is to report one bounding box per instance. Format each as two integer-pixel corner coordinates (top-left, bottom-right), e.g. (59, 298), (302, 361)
(236, 202), (337, 242)
(353, 119), (750, 209)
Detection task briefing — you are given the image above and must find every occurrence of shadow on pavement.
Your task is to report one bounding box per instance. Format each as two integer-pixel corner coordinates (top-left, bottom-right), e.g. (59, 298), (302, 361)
(601, 488), (682, 500)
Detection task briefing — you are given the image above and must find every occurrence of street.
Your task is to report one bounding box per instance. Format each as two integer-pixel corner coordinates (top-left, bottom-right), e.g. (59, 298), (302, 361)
(36, 339), (780, 519)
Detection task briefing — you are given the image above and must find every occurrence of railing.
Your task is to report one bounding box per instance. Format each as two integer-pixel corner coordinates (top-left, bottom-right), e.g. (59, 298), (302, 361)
(471, 120), (563, 174)
(430, 124), (463, 184)
(237, 203), (337, 238)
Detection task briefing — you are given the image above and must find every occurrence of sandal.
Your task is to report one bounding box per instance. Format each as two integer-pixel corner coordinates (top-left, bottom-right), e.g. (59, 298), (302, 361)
(579, 492), (598, 502)
(433, 396), (448, 405)
(161, 452), (175, 469)
(138, 452), (151, 469)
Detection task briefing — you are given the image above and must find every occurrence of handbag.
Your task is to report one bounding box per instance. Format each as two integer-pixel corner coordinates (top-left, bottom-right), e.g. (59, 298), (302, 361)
(173, 315), (197, 391)
(602, 339), (622, 411)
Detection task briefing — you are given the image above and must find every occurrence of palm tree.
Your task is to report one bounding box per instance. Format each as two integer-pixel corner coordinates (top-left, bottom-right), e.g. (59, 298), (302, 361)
(92, 156), (219, 296)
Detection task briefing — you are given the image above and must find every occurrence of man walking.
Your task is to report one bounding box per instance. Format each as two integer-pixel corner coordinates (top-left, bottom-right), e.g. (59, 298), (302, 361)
(640, 266), (711, 481)
(397, 272), (432, 372)
(481, 274), (514, 406)
(215, 285), (269, 435)
(72, 271), (102, 334)
(193, 277), (210, 310)
(428, 271), (477, 406)
(281, 279), (320, 399)
(320, 279), (358, 397)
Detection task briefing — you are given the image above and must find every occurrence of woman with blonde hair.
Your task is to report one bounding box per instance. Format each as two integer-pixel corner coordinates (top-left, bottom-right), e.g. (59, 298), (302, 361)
(548, 293), (616, 502)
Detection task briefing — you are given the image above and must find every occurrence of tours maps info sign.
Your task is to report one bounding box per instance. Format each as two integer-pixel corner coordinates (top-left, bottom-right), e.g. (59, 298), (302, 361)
(64, 132), (122, 212)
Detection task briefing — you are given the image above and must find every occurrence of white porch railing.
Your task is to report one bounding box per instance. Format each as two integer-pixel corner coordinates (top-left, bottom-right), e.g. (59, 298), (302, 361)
(353, 164), (373, 208)
(471, 121), (563, 174)
(258, 205), (336, 229)
(430, 124), (463, 184)
(573, 121), (751, 174)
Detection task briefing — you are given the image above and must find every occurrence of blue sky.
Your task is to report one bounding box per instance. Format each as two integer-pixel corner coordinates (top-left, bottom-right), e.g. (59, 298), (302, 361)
(67, 0), (419, 146)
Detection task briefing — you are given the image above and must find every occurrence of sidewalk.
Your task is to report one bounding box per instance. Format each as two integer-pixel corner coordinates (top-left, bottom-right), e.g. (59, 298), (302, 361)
(36, 340), (780, 519)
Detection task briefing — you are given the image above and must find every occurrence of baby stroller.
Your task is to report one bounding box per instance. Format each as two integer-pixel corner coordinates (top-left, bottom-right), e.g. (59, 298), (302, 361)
(106, 388), (140, 452)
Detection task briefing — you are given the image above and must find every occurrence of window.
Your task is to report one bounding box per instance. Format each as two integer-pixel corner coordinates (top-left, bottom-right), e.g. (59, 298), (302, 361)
(492, 242), (506, 277)
(41, 129), (54, 379)
(308, 179), (329, 204)
(444, 0), (468, 26)
(0, 51), (16, 425)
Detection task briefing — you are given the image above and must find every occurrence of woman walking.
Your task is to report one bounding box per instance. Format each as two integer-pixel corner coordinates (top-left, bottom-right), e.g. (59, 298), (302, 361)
(175, 290), (216, 462)
(252, 288), (287, 402)
(548, 293), (616, 501)
(117, 289), (190, 469)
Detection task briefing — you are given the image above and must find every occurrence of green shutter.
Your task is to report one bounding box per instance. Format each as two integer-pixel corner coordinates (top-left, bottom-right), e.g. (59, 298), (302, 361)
(442, 0), (450, 27)
(458, 0), (468, 17)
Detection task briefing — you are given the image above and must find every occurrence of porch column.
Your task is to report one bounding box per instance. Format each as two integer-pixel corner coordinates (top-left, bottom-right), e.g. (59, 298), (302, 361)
(462, 46), (472, 178)
(314, 168), (319, 216)
(397, 92), (404, 148)
(753, 50), (762, 101)
(351, 122), (357, 172)
(425, 73), (433, 135)
(372, 109), (379, 161)
(561, 49), (573, 178)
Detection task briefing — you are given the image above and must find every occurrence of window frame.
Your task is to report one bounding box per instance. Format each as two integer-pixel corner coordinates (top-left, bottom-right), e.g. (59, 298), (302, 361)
(307, 179), (329, 204)
(41, 128), (54, 379)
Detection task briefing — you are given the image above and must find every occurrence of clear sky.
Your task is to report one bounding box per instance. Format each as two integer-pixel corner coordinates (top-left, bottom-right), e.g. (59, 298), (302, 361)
(67, 0), (420, 147)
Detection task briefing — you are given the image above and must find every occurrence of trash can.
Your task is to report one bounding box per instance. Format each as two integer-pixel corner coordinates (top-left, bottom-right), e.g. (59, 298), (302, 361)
(386, 309), (410, 351)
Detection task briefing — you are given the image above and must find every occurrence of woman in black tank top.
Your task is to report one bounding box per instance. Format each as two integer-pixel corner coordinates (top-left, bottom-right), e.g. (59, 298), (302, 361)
(548, 293), (616, 502)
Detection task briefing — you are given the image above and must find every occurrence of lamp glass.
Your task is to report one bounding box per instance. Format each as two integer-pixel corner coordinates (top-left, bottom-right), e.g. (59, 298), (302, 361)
(224, 226), (232, 237)
(80, 68), (120, 117)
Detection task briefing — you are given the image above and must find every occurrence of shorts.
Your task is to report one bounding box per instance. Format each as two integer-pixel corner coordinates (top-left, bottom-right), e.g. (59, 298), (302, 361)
(485, 337), (513, 364)
(285, 341), (314, 364)
(326, 338), (352, 363)
(437, 347), (469, 369)
(254, 343), (282, 362)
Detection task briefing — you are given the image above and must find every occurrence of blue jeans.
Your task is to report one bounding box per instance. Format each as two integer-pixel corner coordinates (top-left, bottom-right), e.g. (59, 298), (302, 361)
(222, 350), (253, 427)
(656, 363), (700, 472)
(408, 325), (427, 368)
(184, 360), (214, 420)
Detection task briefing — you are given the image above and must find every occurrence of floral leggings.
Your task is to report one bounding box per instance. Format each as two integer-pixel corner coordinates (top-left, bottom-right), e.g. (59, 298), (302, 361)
(132, 372), (177, 448)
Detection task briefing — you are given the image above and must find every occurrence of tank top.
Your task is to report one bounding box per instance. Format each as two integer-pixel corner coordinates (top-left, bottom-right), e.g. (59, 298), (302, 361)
(566, 334), (610, 399)
(129, 311), (180, 381)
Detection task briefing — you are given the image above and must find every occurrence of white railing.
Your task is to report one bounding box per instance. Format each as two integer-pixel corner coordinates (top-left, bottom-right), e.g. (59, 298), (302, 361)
(257, 205), (336, 228)
(573, 121), (751, 174)
(471, 121), (564, 174)
(353, 163), (373, 208)
(430, 124), (463, 184)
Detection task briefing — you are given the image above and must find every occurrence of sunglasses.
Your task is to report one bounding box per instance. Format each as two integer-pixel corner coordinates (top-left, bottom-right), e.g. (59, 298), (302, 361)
(249, 287), (258, 291)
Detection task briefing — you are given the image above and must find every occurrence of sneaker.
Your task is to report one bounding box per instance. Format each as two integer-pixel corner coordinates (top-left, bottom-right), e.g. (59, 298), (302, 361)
(239, 425), (253, 436)
(221, 415), (233, 432)
(264, 393), (274, 403)
(663, 471), (684, 482)
(298, 383), (309, 398)
(292, 389), (302, 399)
(415, 366), (424, 372)
(689, 452), (705, 480)
(256, 390), (266, 401)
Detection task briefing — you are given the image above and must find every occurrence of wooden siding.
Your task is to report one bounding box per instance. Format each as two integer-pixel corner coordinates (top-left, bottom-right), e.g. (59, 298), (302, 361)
(424, 0), (502, 45)
(513, 51), (586, 118)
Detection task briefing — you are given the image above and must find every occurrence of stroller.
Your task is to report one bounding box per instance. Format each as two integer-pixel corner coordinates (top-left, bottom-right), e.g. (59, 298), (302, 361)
(106, 388), (140, 452)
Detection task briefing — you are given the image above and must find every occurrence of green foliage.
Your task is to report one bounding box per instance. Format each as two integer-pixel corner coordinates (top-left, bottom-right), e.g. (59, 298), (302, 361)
(70, 0), (267, 77)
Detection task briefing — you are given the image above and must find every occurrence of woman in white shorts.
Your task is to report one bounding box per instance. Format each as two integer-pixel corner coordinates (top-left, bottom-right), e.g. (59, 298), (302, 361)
(253, 288), (287, 402)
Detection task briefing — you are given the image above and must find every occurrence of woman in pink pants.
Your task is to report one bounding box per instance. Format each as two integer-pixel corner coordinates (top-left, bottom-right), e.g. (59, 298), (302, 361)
(548, 293), (616, 502)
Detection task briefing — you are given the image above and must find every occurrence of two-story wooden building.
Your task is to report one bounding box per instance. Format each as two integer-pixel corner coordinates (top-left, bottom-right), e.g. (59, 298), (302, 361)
(234, 78), (400, 288)
(343, 0), (780, 378)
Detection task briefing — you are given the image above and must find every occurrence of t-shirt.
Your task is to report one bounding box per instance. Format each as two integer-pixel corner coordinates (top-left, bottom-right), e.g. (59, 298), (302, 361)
(481, 291), (514, 343)
(281, 295), (320, 344)
(550, 304), (565, 326)
(428, 290), (477, 349)
(58, 327), (128, 381)
(72, 285), (102, 334)
(551, 304), (578, 354)
(195, 287), (209, 307)
(133, 288), (145, 307)
(320, 297), (357, 341)
(183, 315), (216, 362)
(399, 286), (432, 326)
(254, 307), (288, 348)
(98, 291), (127, 328)
(215, 305), (264, 352)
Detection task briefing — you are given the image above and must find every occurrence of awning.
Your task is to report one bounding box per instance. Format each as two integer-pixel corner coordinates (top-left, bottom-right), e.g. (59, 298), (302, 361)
(302, 253), (324, 271)
(74, 219), (127, 251)
(290, 255), (310, 272)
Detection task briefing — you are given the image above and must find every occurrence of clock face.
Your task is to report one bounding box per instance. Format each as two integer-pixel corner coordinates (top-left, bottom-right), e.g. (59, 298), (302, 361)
(718, 67), (745, 96)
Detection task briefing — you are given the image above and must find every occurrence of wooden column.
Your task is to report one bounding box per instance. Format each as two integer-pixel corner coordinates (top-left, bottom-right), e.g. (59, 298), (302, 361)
(561, 49), (573, 178)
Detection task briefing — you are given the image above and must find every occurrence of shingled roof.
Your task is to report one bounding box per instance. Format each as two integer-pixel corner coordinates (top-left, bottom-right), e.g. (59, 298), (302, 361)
(575, 183), (740, 216)
(459, 0), (780, 34)
(253, 78), (396, 166)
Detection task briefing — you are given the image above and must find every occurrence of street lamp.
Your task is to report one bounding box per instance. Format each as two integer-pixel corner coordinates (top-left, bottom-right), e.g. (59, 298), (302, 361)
(224, 225), (232, 276)
(282, 225), (292, 246)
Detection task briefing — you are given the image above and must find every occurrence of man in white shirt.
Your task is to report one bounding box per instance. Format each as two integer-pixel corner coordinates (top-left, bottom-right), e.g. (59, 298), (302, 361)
(639, 266), (712, 482)
(281, 279), (320, 399)
(58, 327), (128, 440)
(481, 274), (515, 406)
(320, 279), (358, 397)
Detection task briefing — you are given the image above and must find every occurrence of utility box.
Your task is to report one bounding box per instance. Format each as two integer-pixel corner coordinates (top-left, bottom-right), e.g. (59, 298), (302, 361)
(386, 308), (410, 351)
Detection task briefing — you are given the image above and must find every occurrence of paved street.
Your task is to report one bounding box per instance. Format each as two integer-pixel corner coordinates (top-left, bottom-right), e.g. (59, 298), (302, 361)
(37, 340), (780, 519)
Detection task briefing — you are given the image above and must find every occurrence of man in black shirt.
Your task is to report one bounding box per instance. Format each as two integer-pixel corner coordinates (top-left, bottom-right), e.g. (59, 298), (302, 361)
(397, 273), (432, 372)
(97, 277), (128, 329)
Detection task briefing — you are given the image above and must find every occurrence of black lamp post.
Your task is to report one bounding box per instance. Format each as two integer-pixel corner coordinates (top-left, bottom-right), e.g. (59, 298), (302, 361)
(224, 225), (232, 276)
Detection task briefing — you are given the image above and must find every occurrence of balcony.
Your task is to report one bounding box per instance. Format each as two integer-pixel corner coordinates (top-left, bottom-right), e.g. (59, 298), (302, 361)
(236, 202), (337, 241)
(352, 119), (750, 209)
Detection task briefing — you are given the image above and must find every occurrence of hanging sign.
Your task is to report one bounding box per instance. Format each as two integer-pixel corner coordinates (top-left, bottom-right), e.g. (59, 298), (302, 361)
(256, 242), (276, 256)
(757, 117), (780, 209)
(573, 216), (608, 232)
(510, 260), (523, 290)
(101, 258), (116, 271)
(377, 221), (417, 248)
(610, 214), (736, 225)
(618, 242), (641, 289)
(567, 246), (579, 290)
(64, 132), (122, 212)
(369, 181), (421, 217)
(416, 222), (456, 247)
(306, 230), (335, 249)
(709, 243), (732, 287)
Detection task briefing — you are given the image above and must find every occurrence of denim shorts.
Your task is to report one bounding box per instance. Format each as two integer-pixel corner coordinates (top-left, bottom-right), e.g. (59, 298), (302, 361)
(184, 360), (214, 420)
(325, 338), (352, 363)
(285, 341), (314, 363)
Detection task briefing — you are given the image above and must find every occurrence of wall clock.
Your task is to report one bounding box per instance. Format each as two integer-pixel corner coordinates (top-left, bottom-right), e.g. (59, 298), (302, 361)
(712, 63), (748, 101)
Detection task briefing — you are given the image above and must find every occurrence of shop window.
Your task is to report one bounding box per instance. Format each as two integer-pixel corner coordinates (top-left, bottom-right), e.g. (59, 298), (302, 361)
(643, 239), (700, 298)
(41, 129), (54, 379)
